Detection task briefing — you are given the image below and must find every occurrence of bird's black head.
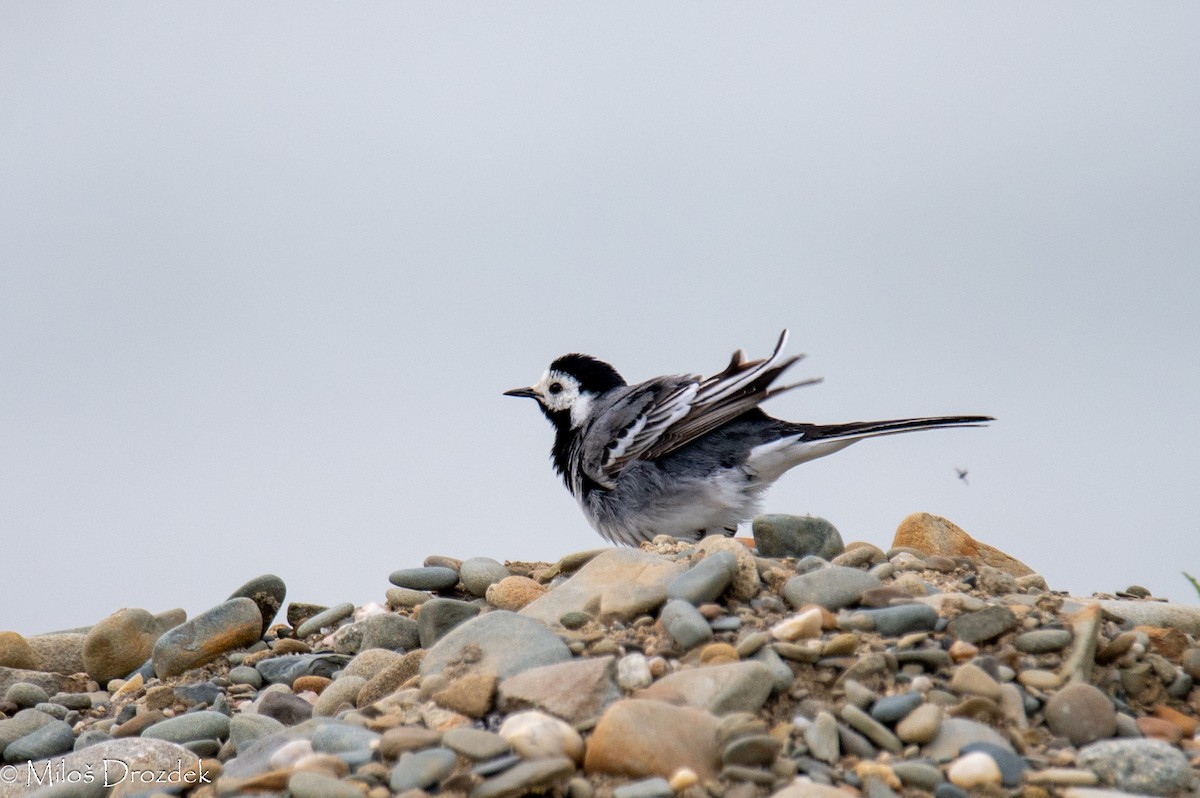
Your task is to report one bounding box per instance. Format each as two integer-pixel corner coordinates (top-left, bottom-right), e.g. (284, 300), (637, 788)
(547, 354), (627, 395)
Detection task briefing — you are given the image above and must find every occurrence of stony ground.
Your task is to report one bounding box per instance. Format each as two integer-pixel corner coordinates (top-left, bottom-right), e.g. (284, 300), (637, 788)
(1, 511), (1199, 798)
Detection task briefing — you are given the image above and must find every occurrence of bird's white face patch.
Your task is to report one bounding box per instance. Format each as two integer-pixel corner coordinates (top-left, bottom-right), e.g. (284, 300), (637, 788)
(533, 369), (587, 419)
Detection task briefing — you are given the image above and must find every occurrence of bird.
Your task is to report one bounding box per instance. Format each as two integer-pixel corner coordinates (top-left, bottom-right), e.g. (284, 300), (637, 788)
(504, 330), (992, 547)
(955, 466), (970, 485)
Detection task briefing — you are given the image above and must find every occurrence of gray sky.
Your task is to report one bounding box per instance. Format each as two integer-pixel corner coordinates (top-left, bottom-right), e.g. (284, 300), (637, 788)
(3, 4), (1198, 635)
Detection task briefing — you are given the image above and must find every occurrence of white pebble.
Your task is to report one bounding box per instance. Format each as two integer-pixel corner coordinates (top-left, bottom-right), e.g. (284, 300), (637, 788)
(771, 607), (823, 641)
(616, 652), (653, 690)
(498, 710), (584, 763)
(948, 751), (1002, 788)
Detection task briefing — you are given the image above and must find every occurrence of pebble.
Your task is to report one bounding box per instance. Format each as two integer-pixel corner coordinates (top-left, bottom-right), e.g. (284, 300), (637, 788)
(945, 605), (1018, 643)
(3, 682), (50, 709)
(617, 653), (653, 690)
(255, 652), (351, 686)
(141, 710), (231, 745)
(386, 586), (433, 608)
(1014, 627), (1073, 653)
(852, 604), (939, 636)
(294, 601), (355, 638)
(722, 734), (782, 767)
(359, 612), (421, 651)
(892, 512), (1034, 576)
(229, 713), (285, 754)
(486, 575), (548, 610)
(417, 598), (483, 648)
(897, 703), (944, 744)
(1076, 738), (1193, 796)
(443, 727), (511, 760)
(4, 719), (74, 763)
(83, 607), (175, 685)
(311, 723), (380, 755)
(460, 557), (512, 596)
(431, 670), (498, 717)
(228, 664), (263, 688)
(227, 573), (287, 634)
(771, 607), (823, 641)
(499, 710), (585, 762)
(637, 661), (773, 715)
(840, 704), (903, 753)
(25, 632), (88, 676)
(890, 760), (945, 789)
(947, 751), (1002, 788)
(585, 699), (723, 780)
(696, 536), (761, 600)
(804, 711), (841, 764)
(289, 770), (364, 798)
(472, 756), (576, 798)
(389, 746), (458, 791)
(870, 691), (924, 724)
(519, 548), (687, 625)
(0, 632), (39, 670)
(389, 566), (460, 591)
(152, 598), (263, 678)
(497, 655), (620, 724)
(1044, 683), (1117, 746)
(782, 566), (882, 610)
(612, 776), (675, 798)
(658, 599), (713, 649)
(313, 673), (365, 716)
(949, 662), (1001, 700)
(751, 514), (844, 560)
(960, 741), (1026, 787)
(421, 610), (571, 681)
(922, 717), (1014, 762)
(666, 551), (737, 605)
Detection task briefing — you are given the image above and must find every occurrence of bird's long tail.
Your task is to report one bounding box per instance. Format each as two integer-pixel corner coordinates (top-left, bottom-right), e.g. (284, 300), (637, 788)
(796, 415), (993, 443)
(746, 415), (992, 483)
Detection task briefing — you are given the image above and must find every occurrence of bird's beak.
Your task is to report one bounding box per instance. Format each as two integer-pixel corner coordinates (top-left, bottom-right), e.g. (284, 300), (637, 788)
(503, 386), (538, 399)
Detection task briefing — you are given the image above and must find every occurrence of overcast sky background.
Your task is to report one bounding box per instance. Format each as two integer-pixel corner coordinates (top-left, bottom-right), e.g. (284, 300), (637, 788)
(3, 4), (1198, 635)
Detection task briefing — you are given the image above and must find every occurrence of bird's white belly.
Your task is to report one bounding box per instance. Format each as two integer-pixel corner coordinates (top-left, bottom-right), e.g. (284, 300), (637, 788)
(586, 468), (765, 545)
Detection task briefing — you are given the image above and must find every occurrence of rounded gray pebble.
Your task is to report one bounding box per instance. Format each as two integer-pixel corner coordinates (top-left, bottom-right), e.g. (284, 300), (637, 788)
(870, 691), (924, 724)
(666, 551), (737, 605)
(359, 613), (421, 651)
(389, 747), (458, 791)
(659, 599), (713, 649)
(472, 756), (575, 798)
(752, 513), (844, 560)
(442, 727), (511, 760)
(460, 557), (512, 597)
(560, 611), (591, 630)
(1013, 628), (1072, 653)
(311, 722), (380, 755)
(4, 720), (74, 763)
(140, 710), (231, 744)
(389, 566), (460, 591)
(890, 760), (944, 789)
(228, 665), (263, 688)
(4, 682), (50, 709)
(33, 702), (69, 720)
(854, 605), (939, 636)
(1077, 738), (1193, 796)
(295, 602), (356, 638)
(289, 770), (364, 798)
(782, 566), (882, 610)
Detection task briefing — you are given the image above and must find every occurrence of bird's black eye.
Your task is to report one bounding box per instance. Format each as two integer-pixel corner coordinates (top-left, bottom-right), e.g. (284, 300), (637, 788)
(548, 382), (563, 395)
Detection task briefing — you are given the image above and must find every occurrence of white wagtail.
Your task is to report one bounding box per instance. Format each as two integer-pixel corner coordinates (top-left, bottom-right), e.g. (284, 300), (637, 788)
(505, 331), (992, 547)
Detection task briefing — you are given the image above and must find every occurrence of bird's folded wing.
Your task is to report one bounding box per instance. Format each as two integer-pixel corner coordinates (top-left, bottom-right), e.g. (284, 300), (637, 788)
(580, 330), (821, 485)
